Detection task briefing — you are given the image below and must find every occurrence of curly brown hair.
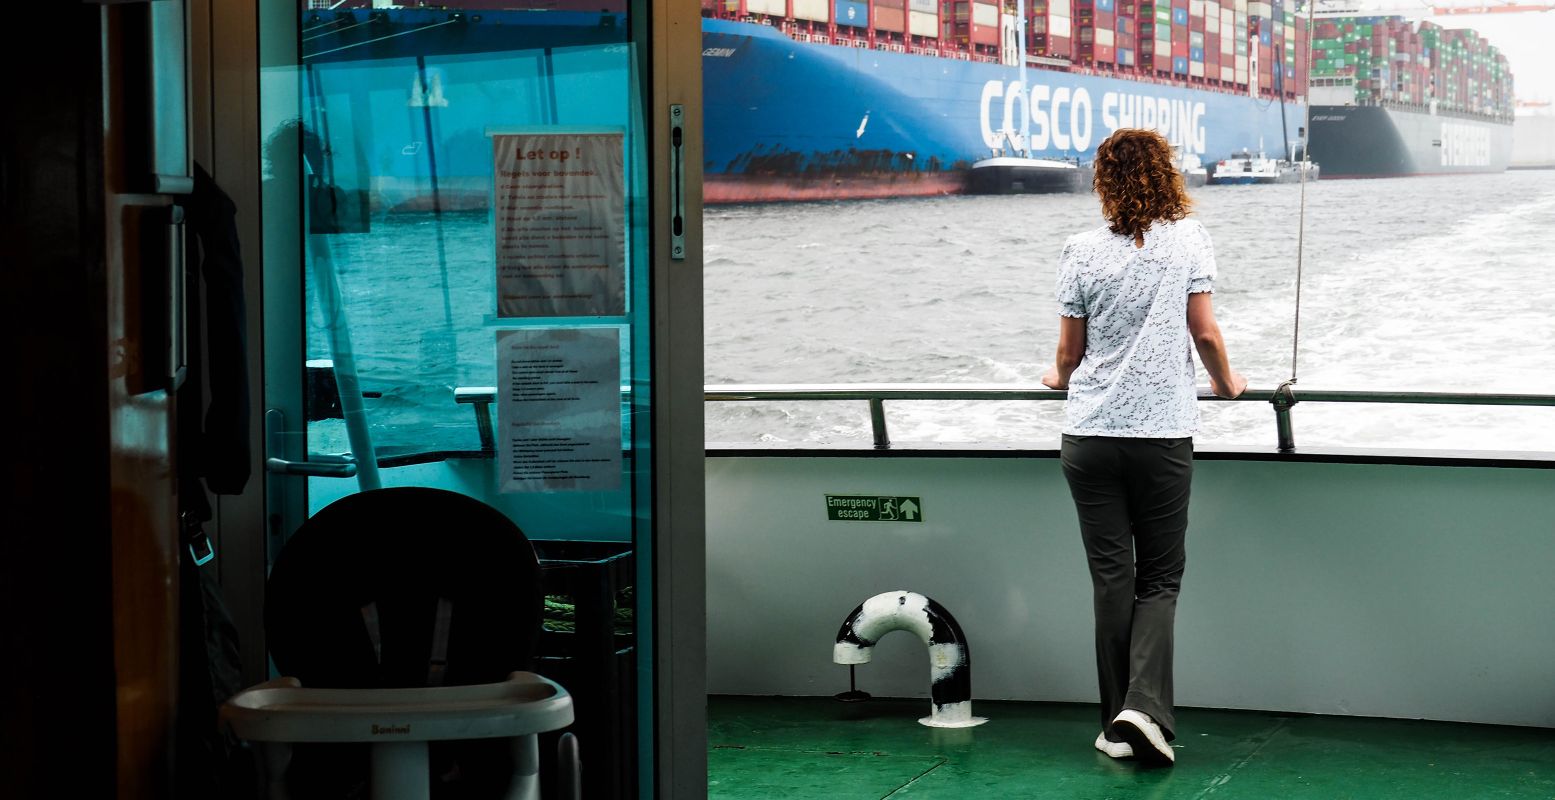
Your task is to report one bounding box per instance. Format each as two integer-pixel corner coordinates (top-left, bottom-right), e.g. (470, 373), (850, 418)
(1092, 128), (1191, 240)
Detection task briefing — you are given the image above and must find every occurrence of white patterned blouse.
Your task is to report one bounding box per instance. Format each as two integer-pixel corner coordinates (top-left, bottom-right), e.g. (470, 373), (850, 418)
(1055, 217), (1217, 438)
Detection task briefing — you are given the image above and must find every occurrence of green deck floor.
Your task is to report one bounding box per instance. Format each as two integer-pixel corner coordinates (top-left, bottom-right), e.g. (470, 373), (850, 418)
(708, 696), (1555, 799)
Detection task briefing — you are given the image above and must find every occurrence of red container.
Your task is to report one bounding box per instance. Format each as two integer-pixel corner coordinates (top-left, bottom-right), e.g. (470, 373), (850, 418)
(1049, 33), (1072, 56)
(1096, 43), (1116, 61)
(1173, 39), (1188, 56)
(1154, 52), (1173, 70)
(875, 4), (906, 31)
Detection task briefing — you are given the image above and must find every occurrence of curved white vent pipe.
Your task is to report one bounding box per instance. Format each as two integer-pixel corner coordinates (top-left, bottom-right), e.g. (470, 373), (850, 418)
(833, 591), (987, 728)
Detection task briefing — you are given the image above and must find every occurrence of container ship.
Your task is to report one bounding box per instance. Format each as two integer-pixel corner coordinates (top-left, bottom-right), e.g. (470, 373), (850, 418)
(299, 0), (1311, 206)
(1305, 16), (1514, 177)
(702, 0), (1310, 201)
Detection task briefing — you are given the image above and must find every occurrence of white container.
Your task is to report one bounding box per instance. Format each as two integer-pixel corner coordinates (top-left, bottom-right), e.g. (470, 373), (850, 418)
(1221, 64), (1235, 81)
(795, 0), (830, 21)
(1096, 26), (1115, 46)
(910, 9), (938, 36)
(1050, 14), (1072, 37)
(973, 2), (998, 27)
(746, 0), (785, 15)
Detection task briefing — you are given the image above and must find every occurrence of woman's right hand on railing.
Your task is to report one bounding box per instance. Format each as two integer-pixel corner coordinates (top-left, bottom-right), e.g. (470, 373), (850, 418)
(1211, 371), (1249, 399)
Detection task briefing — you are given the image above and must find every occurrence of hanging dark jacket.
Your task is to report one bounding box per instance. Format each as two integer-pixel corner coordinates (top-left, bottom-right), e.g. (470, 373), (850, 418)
(174, 162), (253, 800)
(182, 161), (251, 495)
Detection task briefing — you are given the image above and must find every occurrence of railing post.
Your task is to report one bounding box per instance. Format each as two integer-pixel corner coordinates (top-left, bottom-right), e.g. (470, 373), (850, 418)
(1272, 382), (1298, 453)
(472, 400), (495, 454)
(868, 398), (891, 449)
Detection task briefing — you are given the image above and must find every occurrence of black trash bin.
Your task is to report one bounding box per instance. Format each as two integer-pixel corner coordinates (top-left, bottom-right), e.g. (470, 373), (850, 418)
(533, 541), (636, 800)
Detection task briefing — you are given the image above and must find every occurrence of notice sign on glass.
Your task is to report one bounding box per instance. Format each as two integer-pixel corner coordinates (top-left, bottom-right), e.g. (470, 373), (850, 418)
(496, 327), (622, 493)
(493, 132), (626, 317)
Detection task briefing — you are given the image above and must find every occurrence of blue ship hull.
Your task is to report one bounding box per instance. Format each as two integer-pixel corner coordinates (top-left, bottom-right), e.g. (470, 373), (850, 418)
(296, 10), (1304, 206)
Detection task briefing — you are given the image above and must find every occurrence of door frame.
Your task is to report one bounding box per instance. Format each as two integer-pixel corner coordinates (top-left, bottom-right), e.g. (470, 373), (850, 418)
(648, 0), (707, 794)
(193, 0), (706, 794)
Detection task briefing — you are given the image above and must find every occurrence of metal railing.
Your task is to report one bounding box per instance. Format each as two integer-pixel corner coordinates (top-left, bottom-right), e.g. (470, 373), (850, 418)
(455, 384), (1555, 453)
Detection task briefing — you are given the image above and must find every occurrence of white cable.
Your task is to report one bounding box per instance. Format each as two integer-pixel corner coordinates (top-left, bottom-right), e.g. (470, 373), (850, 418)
(1291, 0), (1318, 383)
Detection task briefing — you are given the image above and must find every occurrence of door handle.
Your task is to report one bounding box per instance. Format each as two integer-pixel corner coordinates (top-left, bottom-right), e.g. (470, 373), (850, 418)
(265, 455), (357, 478)
(670, 103), (686, 261)
(265, 408), (359, 478)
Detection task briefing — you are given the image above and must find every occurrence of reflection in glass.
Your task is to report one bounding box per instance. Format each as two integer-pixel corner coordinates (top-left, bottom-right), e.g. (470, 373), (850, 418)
(261, 3), (650, 797)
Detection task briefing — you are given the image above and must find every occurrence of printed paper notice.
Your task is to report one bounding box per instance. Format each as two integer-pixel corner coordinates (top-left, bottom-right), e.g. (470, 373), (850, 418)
(496, 328), (621, 493)
(493, 132), (625, 317)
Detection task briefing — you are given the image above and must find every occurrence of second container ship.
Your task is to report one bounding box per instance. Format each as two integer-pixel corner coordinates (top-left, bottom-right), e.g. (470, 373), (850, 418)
(1305, 15), (1514, 177)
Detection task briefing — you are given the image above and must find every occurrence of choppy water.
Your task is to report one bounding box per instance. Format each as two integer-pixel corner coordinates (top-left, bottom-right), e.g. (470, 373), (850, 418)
(307, 170), (1555, 454)
(703, 171), (1555, 451)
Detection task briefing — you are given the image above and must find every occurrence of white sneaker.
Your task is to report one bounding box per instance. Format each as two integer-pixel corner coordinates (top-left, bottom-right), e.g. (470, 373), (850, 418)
(1112, 709), (1175, 766)
(1093, 732), (1133, 759)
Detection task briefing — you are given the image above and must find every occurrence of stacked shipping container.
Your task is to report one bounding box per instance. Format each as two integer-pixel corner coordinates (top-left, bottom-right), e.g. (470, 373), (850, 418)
(1030, 0), (1074, 60)
(1094, 0), (1295, 94)
(709, 0), (1309, 95)
(1075, 0), (1117, 65)
(946, 0), (1002, 48)
(1310, 16), (1513, 117)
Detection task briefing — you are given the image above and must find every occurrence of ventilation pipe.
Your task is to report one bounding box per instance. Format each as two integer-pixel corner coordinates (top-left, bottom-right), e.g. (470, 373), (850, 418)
(833, 591), (987, 728)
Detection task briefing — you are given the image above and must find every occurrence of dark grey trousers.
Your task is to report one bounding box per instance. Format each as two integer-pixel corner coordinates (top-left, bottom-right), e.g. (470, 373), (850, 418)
(1060, 434), (1193, 743)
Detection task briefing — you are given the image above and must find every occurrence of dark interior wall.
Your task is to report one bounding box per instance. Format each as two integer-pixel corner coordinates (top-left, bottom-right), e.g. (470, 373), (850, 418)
(0, 4), (119, 798)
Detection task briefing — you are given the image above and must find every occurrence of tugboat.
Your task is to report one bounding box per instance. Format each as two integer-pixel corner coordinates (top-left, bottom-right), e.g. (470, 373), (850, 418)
(968, 151), (1092, 194)
(1208, 149), (1319, 185)
(1176, 149), (1209, 188)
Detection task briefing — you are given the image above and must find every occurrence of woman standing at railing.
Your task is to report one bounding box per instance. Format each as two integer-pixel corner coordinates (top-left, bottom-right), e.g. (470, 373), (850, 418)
(1040, 127), (1246, 767)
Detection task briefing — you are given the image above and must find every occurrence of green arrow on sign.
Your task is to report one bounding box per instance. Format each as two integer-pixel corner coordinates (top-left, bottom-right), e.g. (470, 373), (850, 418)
(825, 495), (924, 523)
